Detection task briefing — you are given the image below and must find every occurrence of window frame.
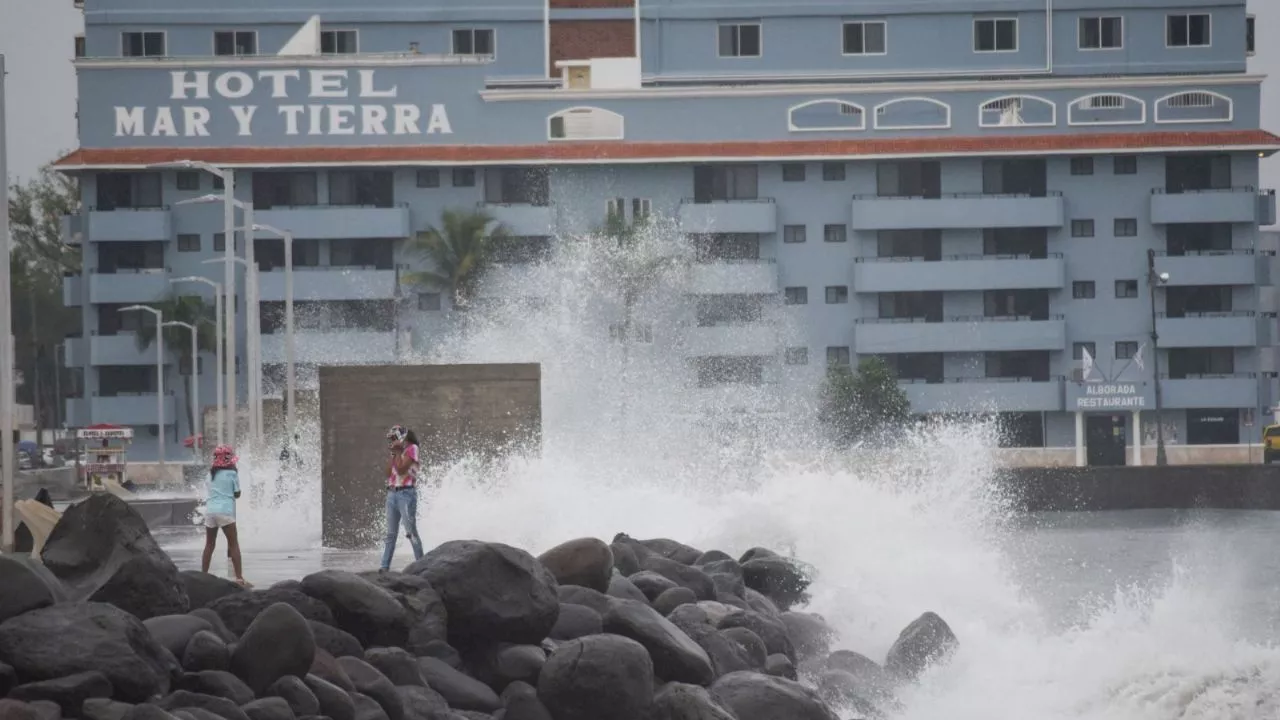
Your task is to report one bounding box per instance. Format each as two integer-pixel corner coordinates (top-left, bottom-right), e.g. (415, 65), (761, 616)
(717, 22), (763, 58)
(1072, 281), (1096, 299)
(212, 30), (258, 57)
(823, 224), (848, 243)
(1070, 157), (1094, 176)
(452, 168), (476, 187)
(416, 169), (440, 188)
(825, 285), (849, 305)
(781, 163), (806, 182)
(785, 347), (809, 366)
(417, 292), (443, 312)
(784, 287), (808, 306)
(176, 234), (201, 253)
(827, 346), (851, 366)
(1115, 341), (1139, 360)
(1114, 218), (1138, 237)
(1247, 15), (1255, 56)
(452, 28), (496, 57)
(1115, 279), (1139, 299)
(320, 28), (360, 55)
(974, 17), (1019, 53)
(822, 162), (846, 182)
(1166, 13), (1212, 48)
(121, 31), (166, 58)
(175, 171), (200, 191)
(1071, 219), (1095, 238)
(783, 225), (807, 244)
(1078, 16), (1124, 51)
(841, 20), (888, 56)
(1114, 155), (1138, 175)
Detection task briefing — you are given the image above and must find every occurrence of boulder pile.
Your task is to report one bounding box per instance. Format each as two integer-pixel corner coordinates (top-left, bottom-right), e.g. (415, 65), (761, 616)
(0, 496), (959, 720)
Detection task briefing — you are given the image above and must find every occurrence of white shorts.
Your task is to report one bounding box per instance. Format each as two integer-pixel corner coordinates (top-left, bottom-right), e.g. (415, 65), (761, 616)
(204, 513), (236, 528)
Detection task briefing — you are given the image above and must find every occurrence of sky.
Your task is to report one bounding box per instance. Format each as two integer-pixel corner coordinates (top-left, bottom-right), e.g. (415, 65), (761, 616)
(1, 1), (1278, 188)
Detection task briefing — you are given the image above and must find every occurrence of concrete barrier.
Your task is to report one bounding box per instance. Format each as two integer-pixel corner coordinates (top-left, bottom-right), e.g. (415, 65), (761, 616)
(995, 464), (1280, 512)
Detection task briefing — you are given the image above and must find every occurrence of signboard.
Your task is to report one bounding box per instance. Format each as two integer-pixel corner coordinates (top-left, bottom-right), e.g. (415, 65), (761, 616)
(1068, 382), (1155, 412)
(77, 427), (134, 440)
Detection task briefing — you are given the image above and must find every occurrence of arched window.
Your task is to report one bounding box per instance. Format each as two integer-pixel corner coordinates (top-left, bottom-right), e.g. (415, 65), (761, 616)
(1154, 91), (1233, 124)
(1067, 93), (1146, 126)
(547, 107), (625, 141)
(787, 99), (867, 132)
(979, 95), (1056, 128)
(872, 97), (951, 130)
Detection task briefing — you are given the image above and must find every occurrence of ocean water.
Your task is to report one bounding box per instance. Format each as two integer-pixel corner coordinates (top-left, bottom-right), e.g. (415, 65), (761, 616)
(165, 219), (1280, 720)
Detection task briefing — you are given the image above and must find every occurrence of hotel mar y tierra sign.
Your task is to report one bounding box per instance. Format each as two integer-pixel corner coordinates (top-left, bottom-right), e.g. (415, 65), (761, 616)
(113, 69), (454, 138)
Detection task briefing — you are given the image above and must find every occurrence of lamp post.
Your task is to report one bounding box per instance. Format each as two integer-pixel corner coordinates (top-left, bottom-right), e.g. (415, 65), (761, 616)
(1, 53), (15, 552)
(172, 276), (223, 446)
(120, 305), (165, 468)
(202, 254), (260, 446)
(254, 223), (296, 439)
(1147, 248), (1170, 466)
(162, 321), (199, 459)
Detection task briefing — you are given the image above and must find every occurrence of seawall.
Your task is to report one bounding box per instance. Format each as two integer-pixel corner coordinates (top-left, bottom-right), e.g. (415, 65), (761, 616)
(995, 465), (1280, 512)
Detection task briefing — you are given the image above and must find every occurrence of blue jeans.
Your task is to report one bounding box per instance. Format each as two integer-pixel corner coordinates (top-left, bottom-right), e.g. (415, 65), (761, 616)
(380, 487), (424, 570)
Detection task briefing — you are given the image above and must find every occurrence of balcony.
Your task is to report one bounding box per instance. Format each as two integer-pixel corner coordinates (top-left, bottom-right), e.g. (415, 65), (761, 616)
(87, 207), (171, 242)
(88, 393), (176, 426)
(849, 193), (1064, 231)
(678, 199), (777, 234)
(854, 316), (1066, 354)
(1153, 250), (1268, 287)
(89, 333), (153, 366)
(63, 274), (82, 307)
(1149, 188), (1265, 225)
(688, 260), (778, 295)
(853, 254), (1064, 293)
(61, 214), (84, 245)
(1160, 374), (1258, 409)
(686, 323), (778, 356)
(260, 330), (396, 365)
(481, 203), (556, 237)
(257, 268), (397, 302)
(903, 377), (1065, 413)
(254, 204), (411, 240)
(1155, 312), (1265, 348)
(88, 269), (170, 304)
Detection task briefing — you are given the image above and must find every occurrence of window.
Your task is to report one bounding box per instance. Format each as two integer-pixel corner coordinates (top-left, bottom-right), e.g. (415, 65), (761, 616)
(877, 160), (941, 198)
(822, 162), (846, 182)
(1116, 341), (1139, 360)
(416, 169), (440, 188)
(782, 164), (806, 182)
(1072, 281), (1095, 299)
(1247, 15), (1255, 56)
(121, 31), (164, 57)
(175, 171), (200, 191)
(718, 23), (761, 58)
(417, 293), (442, 311)
(96, 172), (162, 210)
(212, 175), (224, 191)
(1072, 342), (1096, 360)
(824, 225), (847, 243)
(252, 172), (318, 209)
(842, 21), (886, 55)
(783, 225), (807, 244)
(452, 168), (476, 187)
(321, 29), (358, 54)
(1115, 279), (1138, 298)
(784, 287), (808, 305)
(1079, 16), (1122, 50)
(827, 347), (851, 366)
(213, 233), (226, 252)
(692, 165), (758, 201)
(974, 18), (1017, 52)
(330, 170), (394, 207)
(1071, 220), (1095, 238)
(1070, 157), (1094, 176)
(1168, 14), (1211, 47)
(785, 348), (809, 366)
(1114, 156), (1137, 175)
(825, 286), (849, 304)
(74, 35), (85, 59)
(1114, 218), (1138, 237)
(213, 31), (256, 56)
(453, 29), (494, 56)
(176, 234), (201, 253)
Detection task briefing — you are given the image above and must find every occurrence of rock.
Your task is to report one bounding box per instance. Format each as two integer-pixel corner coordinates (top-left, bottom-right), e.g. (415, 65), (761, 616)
(719, 628), (766, 669)
(536, 539), (613, 594)
(717, 611), (794, 664)
(335, 659), (402, 720)
(309, 622), (364, 660)
(694, 551), (733, 566)
(414, 658), (499, 712)
(354, 574), (447, 657)
(709, 672), (836, 720)
(158, 691), (251, 720)
(736, 548), (776, 564)
(309, 652), (354, 692)
(146, 616), (215, 660)
(602, 600), (713, 686)
(742, 591), (779, 618)
(653, 588), (697, 617)
(405, 542), (559, 648)
(241, 698), (295, 720)
(301, 676), (354, 720)
(665, 607), (752, 679)
(700, 561), (746, 602)
(762, 655), (795, 681)
(299, 572), (411, 650)
(265, 676), (319, 716)
(482, 645), (544, 690)
(547, 604), (600, 641)
(179, 573), (245, 612)
(608, 543), (640, 577)
(392, 686), (447, 720)
(0, 661), (15, 696)
(814, 670), (884, 719)
(739, 558), (810, 612)
(188, 610), (236, 644)
(230, 603), (316, 695)
(498, 682), (550, 720)
(635, 538), (703, 566)
(627, 572), (678, 602)
(410, 642), (459, 670)
(0, 699), (38, 720)
(640, 557), (715, 602)
(606, 574), (649, 605)
(25, 700), (58, 720)
(884, 612), (957, 681)
(361, 649), (422, 688)
(169, 708), (221, 720)
(209, 590), (334, 638)
(8, 671), (113, 717)
(122, 705), (178, 720)
(348, 693), (388, 720)
(182, 632), (231, 673)
(83, 699), (134, 720)
(778, 613), (832, 664)
(824, 650), (895, 702)
(0, 556), (66, 624)
(536, 635), (653, 720)
(651, 682), (739, 720)
(40, 495), (188, 620)
(0, 602), (175, 702)
(178, 671), (255, 705)
(554, 587), (612, 617)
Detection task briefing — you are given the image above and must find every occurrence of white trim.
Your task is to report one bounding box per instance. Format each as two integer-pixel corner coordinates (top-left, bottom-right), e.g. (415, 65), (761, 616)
(840, 20), (888, 57)
(1067, 92), (1147, 126)
(479, 72), (1264, 102)
(546, 106), (626, 141)
(1165, 12), (1212, 49)
(55, 144), (1280, 173)
(451, 27), (497, 60)
(1077, 15), (1123, 52)
(872, 97), (951, 131)
(120, 30), (167, 58)
(1153, 89), (1234, 124)
(973, 17), (1019, 54)
(319, 28), (360, 55)
(80, 53), (491, 69)
(786, 99), (867, 133)
(978, 94), (1057, 128)
(716, 22), (762, 59)
(211, 29), (258, 58)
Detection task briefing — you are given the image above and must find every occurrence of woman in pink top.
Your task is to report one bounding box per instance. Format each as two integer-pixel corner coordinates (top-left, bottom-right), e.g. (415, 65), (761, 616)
(381, 424), (425, 570)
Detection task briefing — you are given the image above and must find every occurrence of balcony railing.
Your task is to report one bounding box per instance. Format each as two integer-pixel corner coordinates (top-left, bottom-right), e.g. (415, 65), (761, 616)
(851, 191), (1063, 201)
(855, 314), (1064, 324)
(1149, 186), (1265, 225)
(899, 376), (1066, 385)
(855, 252), (1063, 263)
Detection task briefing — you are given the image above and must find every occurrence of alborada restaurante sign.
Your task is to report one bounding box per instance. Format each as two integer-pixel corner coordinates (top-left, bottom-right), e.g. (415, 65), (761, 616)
(113, 69), (454, 138)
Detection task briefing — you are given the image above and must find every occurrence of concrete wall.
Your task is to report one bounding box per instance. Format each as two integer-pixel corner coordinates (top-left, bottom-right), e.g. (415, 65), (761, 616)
(997, 464), (1280, 511)
(319, 363), (541, 548)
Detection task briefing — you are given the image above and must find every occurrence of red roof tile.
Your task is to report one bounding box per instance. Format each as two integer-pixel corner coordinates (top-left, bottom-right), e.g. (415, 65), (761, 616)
(52, 130), (1280, 169)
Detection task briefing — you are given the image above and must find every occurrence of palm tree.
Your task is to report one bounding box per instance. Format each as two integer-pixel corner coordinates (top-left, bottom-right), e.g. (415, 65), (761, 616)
(135, 294), (217, 443)
(404, 208), (511, 310)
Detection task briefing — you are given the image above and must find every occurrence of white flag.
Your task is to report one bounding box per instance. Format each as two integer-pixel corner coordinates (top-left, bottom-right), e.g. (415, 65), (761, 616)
(1081, 346), (1096, 381)
(1133, 342), (1146, 371)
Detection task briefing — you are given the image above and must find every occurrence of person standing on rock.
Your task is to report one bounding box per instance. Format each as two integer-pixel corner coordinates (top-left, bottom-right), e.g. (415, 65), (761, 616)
(202, 444), (251, 587)
(381, 425), (425, 571)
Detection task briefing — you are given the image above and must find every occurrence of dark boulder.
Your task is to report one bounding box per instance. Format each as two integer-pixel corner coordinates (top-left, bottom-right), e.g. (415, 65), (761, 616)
(309, 651), (354, 692)
(7, 671), (113, 717)
(361, 649), (422, 688)
(177, 671), (254, 705)
(718, 628), (766, 669)
(121, 705), (179, 720)
(188, 610), (236, 644)
(392, 686), (446, 720)
(602, 600), (713, 686)
(264, 676), (319, 716)
(717, 611), (794, 664)
(241, 698), (295, 720)
(640, 557), (715, 602)
(742, 591), (779, 618)
(778, 613), (832, 664)
(301, 676), (354, 720)
(414, 658), (499, 712)
(634, 538), (703, 566)
(694, 551), (733, 566)
(158, 691), (251, 720)
(348, 693), (388, 720)
(209, 590), (334, 638)
(354, 573), (446, 657)
(653, 588), (697, 617)
(627, 572), (678, 602)
(82, 699), (134, 720)
(0, 556), (66, 624)
(606, 573), (649, 605)
(182, 632), (231, 673)
(650, 682), (739, 720)
(762, 655), (795, 681)
(554, 587), (612, 617)
(547, 604), (600, 641)
(709, 672), (837, 720)
(309, 623), (363, 660)
(179, 573), (245, 612)
(498, 682), (550, 720)
(665, 607), (752, 679)
(299, 572), (411, 650)
(0, 602), (175, 702)
(480, 645), (544, 691)
(823, 650), (896, 704)
(0, 661), (14, 695)
(24, 700), (58, 720)
(536, 635), (653, 720)
(146, 616), (215, 660)
(739, 557), (810, 612)
(333, 659), (402, 720)
(0, 699), (39, 720)
(608, 543), (640, 577)
(536, 539), (613, 594)
(229, 603), (316, 695)
(410, 642), (460, 671)
(814, 670), (885, 719)
(884, 612), (957, 681)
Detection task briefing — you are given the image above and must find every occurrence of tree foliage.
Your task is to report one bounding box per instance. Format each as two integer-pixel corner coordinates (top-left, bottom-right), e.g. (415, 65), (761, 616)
(818, 357), (912, 447)
(133, 294), (218, 441)
(404, 208), (509, 309)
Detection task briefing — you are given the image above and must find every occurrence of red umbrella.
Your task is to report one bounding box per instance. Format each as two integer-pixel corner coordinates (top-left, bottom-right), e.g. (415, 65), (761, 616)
(183, 434), (205, 449)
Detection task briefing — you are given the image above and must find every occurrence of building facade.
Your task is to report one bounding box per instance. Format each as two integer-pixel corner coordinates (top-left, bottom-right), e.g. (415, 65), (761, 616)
(56, 0), (1279, 464)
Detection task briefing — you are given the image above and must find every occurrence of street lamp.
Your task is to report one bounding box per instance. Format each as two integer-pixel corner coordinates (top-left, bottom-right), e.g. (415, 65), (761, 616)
(202, 256), (260, 446)
(1147, 248), (1170, 466)
(120, 305), (165, 468)
(254, 223), (296, 439)
(162, 321), (199, 460)
(172, 276), (224, 446)
(2, 53), (17, 552)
